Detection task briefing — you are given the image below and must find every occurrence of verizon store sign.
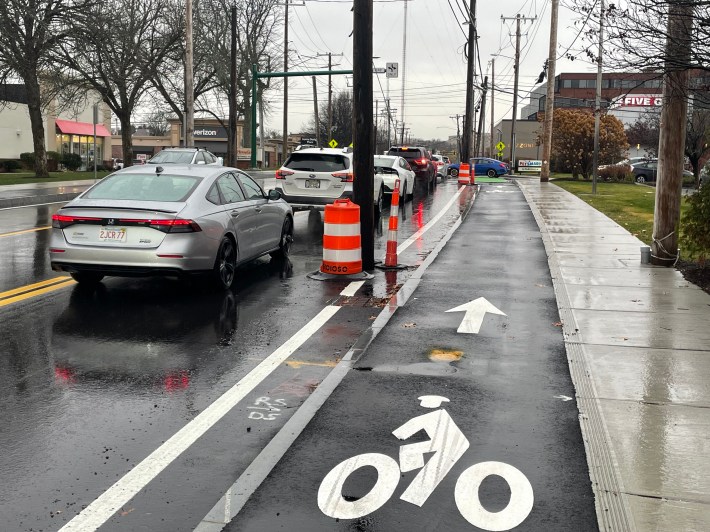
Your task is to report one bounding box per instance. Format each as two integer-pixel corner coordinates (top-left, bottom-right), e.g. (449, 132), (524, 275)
(621, 95), (662, 107)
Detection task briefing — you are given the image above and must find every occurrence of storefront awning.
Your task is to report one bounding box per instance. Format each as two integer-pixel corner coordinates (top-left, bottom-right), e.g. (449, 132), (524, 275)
(55, 119), (111, 137)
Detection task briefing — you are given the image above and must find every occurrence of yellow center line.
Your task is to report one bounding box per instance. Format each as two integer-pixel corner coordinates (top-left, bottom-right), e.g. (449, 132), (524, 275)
(0, 226), (52, 238)
(0, 279), (76, 308)
(0, 276), (73, 300)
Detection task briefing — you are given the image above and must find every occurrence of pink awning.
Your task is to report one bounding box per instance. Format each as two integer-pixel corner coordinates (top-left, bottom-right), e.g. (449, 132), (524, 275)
(55, 119), (111, 137)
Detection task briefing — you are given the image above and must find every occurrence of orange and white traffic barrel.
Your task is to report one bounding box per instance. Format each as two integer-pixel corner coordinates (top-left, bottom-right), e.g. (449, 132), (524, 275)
(458, 163), (471, 185)
(309, 199), (374, 281)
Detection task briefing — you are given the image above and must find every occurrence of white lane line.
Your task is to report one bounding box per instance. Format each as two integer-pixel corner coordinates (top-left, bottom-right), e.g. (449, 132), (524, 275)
(59, 305), (341, 532)
(340, 281), (365, 297)
(397, 186), (465, 255)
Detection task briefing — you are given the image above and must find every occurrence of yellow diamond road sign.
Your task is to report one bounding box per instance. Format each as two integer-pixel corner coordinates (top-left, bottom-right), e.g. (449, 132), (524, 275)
(495, 141), (506, 152)
(328, 139), (338, 148)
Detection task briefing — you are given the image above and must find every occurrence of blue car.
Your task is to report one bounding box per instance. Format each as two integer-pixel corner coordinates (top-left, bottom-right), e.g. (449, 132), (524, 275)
(448, 157), (509, 178)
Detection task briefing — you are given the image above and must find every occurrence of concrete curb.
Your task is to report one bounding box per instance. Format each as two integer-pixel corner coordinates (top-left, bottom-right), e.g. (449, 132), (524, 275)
(0, 192), (85, 209)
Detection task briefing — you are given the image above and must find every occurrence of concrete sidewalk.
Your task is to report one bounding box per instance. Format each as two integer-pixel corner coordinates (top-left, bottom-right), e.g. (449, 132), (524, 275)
(518, 179), (710, 530)
(0, 180), (93, 208)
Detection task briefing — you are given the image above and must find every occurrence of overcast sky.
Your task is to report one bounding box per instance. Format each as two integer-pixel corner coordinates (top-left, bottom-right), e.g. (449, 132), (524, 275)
(259, 0), (598, 142)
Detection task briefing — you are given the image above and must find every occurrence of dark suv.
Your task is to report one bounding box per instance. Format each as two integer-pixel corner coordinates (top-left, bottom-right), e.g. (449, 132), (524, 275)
(386, 146), (436, 189)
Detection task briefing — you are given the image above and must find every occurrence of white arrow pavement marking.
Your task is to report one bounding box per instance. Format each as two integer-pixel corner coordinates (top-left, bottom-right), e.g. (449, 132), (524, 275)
(554, 395), (573, 402)
(445, 297), (506, 334)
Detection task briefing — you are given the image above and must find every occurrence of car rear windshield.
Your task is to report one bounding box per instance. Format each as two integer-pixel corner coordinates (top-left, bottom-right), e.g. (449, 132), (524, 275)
(148, 151), (195, 164)
(387, 148), (423, 160)
(83, 173), (201, 202)
(374, 156), (396, 167)
(284, 153), (349, 172)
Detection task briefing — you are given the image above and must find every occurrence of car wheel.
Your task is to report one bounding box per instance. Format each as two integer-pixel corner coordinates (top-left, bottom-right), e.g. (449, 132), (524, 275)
(70, 272), (104, 285)
(487, 169), (496, 177)
(635, 175), (646, 184)
(375, 187), (384, 219)
(271, 216), (293, 259)
(450, 168), (459, 178)
(212, 236), (237, 290)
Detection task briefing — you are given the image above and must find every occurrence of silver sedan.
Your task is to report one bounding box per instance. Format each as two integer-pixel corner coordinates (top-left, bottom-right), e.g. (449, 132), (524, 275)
(49, 164), (293, 289)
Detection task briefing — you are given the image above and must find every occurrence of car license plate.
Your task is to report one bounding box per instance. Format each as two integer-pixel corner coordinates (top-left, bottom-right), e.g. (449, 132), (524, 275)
(99, 227), (127, 242)
(305, 179), (320, 189)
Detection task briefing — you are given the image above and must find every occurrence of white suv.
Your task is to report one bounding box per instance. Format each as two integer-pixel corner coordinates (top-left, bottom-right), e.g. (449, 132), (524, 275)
(275, 147), (384, 216)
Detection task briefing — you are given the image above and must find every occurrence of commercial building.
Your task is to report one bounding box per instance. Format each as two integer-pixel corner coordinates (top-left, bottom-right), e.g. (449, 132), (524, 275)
(0, 84), (112, 169)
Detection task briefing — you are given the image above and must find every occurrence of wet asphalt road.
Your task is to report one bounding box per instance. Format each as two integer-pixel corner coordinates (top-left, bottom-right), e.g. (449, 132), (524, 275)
(225, 181), (597, 531)
(0, 177), (469, 531)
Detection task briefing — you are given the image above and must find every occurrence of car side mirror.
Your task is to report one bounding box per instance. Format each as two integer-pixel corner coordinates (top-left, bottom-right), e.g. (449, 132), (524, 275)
(268, 189), (282, 201)
(217, 157), (224, 166)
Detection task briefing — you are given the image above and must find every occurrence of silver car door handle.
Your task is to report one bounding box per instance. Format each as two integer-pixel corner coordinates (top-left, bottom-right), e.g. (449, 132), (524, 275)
(230, 210), (240, 217)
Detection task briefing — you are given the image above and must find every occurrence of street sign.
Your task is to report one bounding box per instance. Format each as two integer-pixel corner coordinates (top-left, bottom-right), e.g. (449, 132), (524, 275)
(495, 141), (506, 152)
(386, 62), (399, 78)
(373, 67), (386, 74)
(445, 297), (506, 334)
(328, 139), (338, 149)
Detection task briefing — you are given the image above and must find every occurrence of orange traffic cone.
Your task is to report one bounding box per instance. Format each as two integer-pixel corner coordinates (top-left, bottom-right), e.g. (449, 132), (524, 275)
(458, 163), (471, 185)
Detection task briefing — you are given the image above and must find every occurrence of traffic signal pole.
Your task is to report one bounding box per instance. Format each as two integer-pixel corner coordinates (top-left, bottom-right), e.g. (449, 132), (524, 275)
(250, 66), (353, 168)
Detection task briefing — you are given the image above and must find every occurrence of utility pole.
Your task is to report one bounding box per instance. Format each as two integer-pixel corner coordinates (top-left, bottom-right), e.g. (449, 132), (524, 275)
(228, 5), (237, 167)
(462, 0), (476, 161)
(490, 58), (495, 158)
(353, 0), (374, 270)
(540, 0), (559, 182)
(652, 1), (693, 266)
(400, 0), (408, 145)
(591, 0), (604, 195)
(327, 53), (332, 141)
(312, 76), (320, 146)
(451, 114), (462, 159)
(476, 76), (488, 157)
(502, 14), (536, 168)
(282, 1), (289, 163)
(184, 0), (194, 148)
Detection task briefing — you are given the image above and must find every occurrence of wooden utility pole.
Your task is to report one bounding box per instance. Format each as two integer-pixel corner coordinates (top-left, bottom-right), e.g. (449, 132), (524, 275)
(312, 76), (320, 146)
(462, 1), (476, 161)
(503, 14), (535, 168)
(476, 76), (488, 156)
(184, 0), (194, 148)
(327, 53), (332, 141)
(282, 1), (289, 163)
(652, 1), (693, 266)
(352, 0), (374, 270)
(591, 0), (604, 195)
(399, 0), (408, 146)
(540, 0), (559, 182)
(490, 58), (495, 159)
(228, 6), (237, 167)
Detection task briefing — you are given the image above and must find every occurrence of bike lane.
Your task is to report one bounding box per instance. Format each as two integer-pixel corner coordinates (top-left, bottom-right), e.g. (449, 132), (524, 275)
(223, 181), (597, 531)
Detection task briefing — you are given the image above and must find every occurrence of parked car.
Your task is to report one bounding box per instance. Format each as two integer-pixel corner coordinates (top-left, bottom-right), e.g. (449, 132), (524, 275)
(274, 147), (385, 217)
(631, 160), (694, 183)
(373, 155), (415, 204)
(599, 157), (655, 171)
(386, 146), (436, 189)
(148, 147), (223, 166)
(49, 164), (293, 289)
(448, 157), (508, 178)
(431, 154), (450, 177)
(111, 158), (124, 170)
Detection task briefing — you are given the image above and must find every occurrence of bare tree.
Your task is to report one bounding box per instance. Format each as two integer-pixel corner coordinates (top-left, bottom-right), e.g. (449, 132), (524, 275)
(0, 0), (93, 176)
(57, 0), (181, 166)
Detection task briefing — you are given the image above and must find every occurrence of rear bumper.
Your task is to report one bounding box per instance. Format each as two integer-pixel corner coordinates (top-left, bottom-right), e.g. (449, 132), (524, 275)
(275, 187), (353, 210)
(51, 261), (202, 278)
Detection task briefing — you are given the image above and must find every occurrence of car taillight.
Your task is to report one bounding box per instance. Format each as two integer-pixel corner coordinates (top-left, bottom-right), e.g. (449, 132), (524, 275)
(52, 214), (102, 228)
(413, 158), (427, 166)
(275, 169), (294, 179)
(139, 218), (202, 233)
(332, 171), (354, 182)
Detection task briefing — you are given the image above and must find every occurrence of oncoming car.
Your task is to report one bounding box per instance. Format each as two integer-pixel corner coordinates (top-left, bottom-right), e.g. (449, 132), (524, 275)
(275, 147), (385, 217)
(49, 165), (293, 289)
(148, 147), (223, 166)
